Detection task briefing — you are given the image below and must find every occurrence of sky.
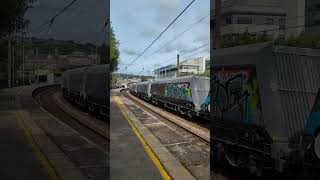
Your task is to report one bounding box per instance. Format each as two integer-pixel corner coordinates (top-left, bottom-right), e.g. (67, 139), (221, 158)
(24, 0), (109, 45)
(111, 0), (210, 75)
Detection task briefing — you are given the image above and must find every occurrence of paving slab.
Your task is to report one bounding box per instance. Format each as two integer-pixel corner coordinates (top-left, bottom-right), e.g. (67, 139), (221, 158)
(0, 84), (88, 180)
(110, 96), (162, 180)
(115, 95), (198, 180)
(0, 88), (53, 180)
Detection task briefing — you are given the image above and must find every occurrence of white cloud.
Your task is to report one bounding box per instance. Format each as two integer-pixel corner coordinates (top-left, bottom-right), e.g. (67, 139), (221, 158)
(119, 14), (136, 25)
(145, 0), (181, 25)
(123, 47), (139, 56)
(193, 32), (210, 44)
(158, 42), (192, 54)
(140, 25), (157, 38)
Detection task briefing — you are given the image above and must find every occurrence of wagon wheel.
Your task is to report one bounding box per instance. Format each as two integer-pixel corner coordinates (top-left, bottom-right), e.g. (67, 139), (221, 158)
(315, 132), (320, 159)
(187, 111), (193, 118)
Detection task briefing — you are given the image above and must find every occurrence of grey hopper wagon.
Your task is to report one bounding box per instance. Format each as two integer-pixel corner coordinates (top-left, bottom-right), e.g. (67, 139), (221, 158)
(211, 42), (320, 175)
(150, 76), (210, 117)
(61, 64), (109, 117)
(136, 81), (151, 100)
(129, 83), (138, 95)
(84, 65), (109, 115)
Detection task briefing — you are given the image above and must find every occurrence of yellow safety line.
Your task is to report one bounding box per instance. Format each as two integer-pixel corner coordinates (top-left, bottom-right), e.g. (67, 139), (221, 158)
(13, 96), (61, 180)
(114, 96), (172, 180)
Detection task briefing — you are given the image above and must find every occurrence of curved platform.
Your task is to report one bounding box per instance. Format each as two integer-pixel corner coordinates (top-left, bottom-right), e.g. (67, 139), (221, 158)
(0, 84), (92, 180)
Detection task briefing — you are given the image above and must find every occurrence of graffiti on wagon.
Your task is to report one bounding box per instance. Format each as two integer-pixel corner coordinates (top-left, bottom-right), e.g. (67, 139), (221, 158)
(212, 66), (263, 125)
(165, 82), (192, 101)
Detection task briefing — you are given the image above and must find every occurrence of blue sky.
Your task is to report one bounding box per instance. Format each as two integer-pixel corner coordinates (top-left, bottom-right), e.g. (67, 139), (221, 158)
(111, 0), (210, 75)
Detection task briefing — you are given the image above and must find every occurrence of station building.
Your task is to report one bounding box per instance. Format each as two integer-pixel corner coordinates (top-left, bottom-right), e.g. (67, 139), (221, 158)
(154, 56), (210, 79)
(17, 51), (99, 85)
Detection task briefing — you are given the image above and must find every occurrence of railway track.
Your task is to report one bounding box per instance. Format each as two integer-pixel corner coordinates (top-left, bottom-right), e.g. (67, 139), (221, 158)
(33, 85), (109, 180)
(119, 92), (303, 180)
(120, 89), (210, 180)
(121, 89), (282, 180)
(54, 91), (109, 140)
(122, 89), (210, 143)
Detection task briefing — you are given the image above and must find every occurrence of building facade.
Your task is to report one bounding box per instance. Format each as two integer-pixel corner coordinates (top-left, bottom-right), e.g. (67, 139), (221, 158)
(305, 0), (320, 36)
(154, 56), (210, 79)
(17, 51), (98, 84)
(215, 0), (306, 38)
(154, 64), (177, 79)
(179, 56), (210, 74)
(220, 0), (286, 39)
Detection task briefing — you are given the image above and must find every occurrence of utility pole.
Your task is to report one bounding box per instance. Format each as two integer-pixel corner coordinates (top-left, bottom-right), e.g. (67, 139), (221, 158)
(22, 32), (25, 86)
(7, 35), (12, 88)
(176, 54), (180, 77)
(95, 45), (98, 65)
(91, 48), (94, 67)
(214, 0), (221, 49)
(12, 44), (15, 87)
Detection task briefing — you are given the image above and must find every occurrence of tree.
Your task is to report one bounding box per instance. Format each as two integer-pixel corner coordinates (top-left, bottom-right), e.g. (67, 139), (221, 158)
(110, 24), (119, 72)
(0, 0), (34, 87)
(0, 0), (34, 37)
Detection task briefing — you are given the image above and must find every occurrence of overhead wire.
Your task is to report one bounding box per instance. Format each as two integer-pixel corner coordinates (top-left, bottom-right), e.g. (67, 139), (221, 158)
(124, 0), (196, 70)
(148, 13), (209, 56)
(138, 42), (209, 71)
(27, 0), (79, 34)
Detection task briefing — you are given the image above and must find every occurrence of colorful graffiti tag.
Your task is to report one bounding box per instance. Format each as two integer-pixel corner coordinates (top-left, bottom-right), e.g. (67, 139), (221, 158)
(164, 82), (192, 101)
(305, 89), (320, 135)
(212, 66), (263, 125)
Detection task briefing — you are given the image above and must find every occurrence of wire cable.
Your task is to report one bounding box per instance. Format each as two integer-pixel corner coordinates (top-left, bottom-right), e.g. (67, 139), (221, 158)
(124, 0), (196, 70)
(28, 0), (79, 33)
(149, 13), (209, 56)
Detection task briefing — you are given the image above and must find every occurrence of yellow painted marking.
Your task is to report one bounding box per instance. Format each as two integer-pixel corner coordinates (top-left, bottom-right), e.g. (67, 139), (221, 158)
(114, 96), (171, 180)
(13, 96), (61, 180)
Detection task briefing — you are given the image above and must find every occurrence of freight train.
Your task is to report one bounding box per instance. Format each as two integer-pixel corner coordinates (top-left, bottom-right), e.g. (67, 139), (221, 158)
(211, 42), (320, 178)
(61, 65), (109, 117)
(129, 76), (210, 118)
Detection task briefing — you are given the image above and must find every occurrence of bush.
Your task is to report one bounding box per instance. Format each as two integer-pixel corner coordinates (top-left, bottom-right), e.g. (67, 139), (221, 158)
(277, 34), (320, 49)
(220, 31), (270, 48)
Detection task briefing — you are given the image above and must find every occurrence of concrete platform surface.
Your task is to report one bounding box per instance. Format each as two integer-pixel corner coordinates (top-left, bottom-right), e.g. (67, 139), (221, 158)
(110, 96), (163, 180)
(0, 85), (53, 180)
(0, 84), (87, 180)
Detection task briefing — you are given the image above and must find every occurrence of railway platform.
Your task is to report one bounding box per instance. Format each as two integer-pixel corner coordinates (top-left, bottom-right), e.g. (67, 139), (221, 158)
(111, 89), (197, 180)
(110, 92), (163, 180)
(0, 84), (90, 180)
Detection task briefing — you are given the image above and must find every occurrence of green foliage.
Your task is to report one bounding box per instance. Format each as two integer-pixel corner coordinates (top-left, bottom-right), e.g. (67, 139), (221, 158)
(111, 73), (118, 88)
(110, 24), (119, 72)
(220, 31), (269, 48)
(198, 70), (210, 77)
(99, 43), (107, 64)
(177, 70), (210, 77)
(111, 73), (153, 88)
(177, 72), (195, 77)
(21, 38), (96, 55)
(140, 76), (149, 82)
(275, 33), (320, 49)
(0, 0), (34, 82)
(0, 0), (34, 37)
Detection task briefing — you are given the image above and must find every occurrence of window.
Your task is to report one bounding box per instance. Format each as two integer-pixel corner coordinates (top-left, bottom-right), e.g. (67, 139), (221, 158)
(205, 60), (210, 70)
(265, 18), (274, 25)
(225, 16), (232, 24)
(279, 19), (285, 30)
(236, 16), (252, 24)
